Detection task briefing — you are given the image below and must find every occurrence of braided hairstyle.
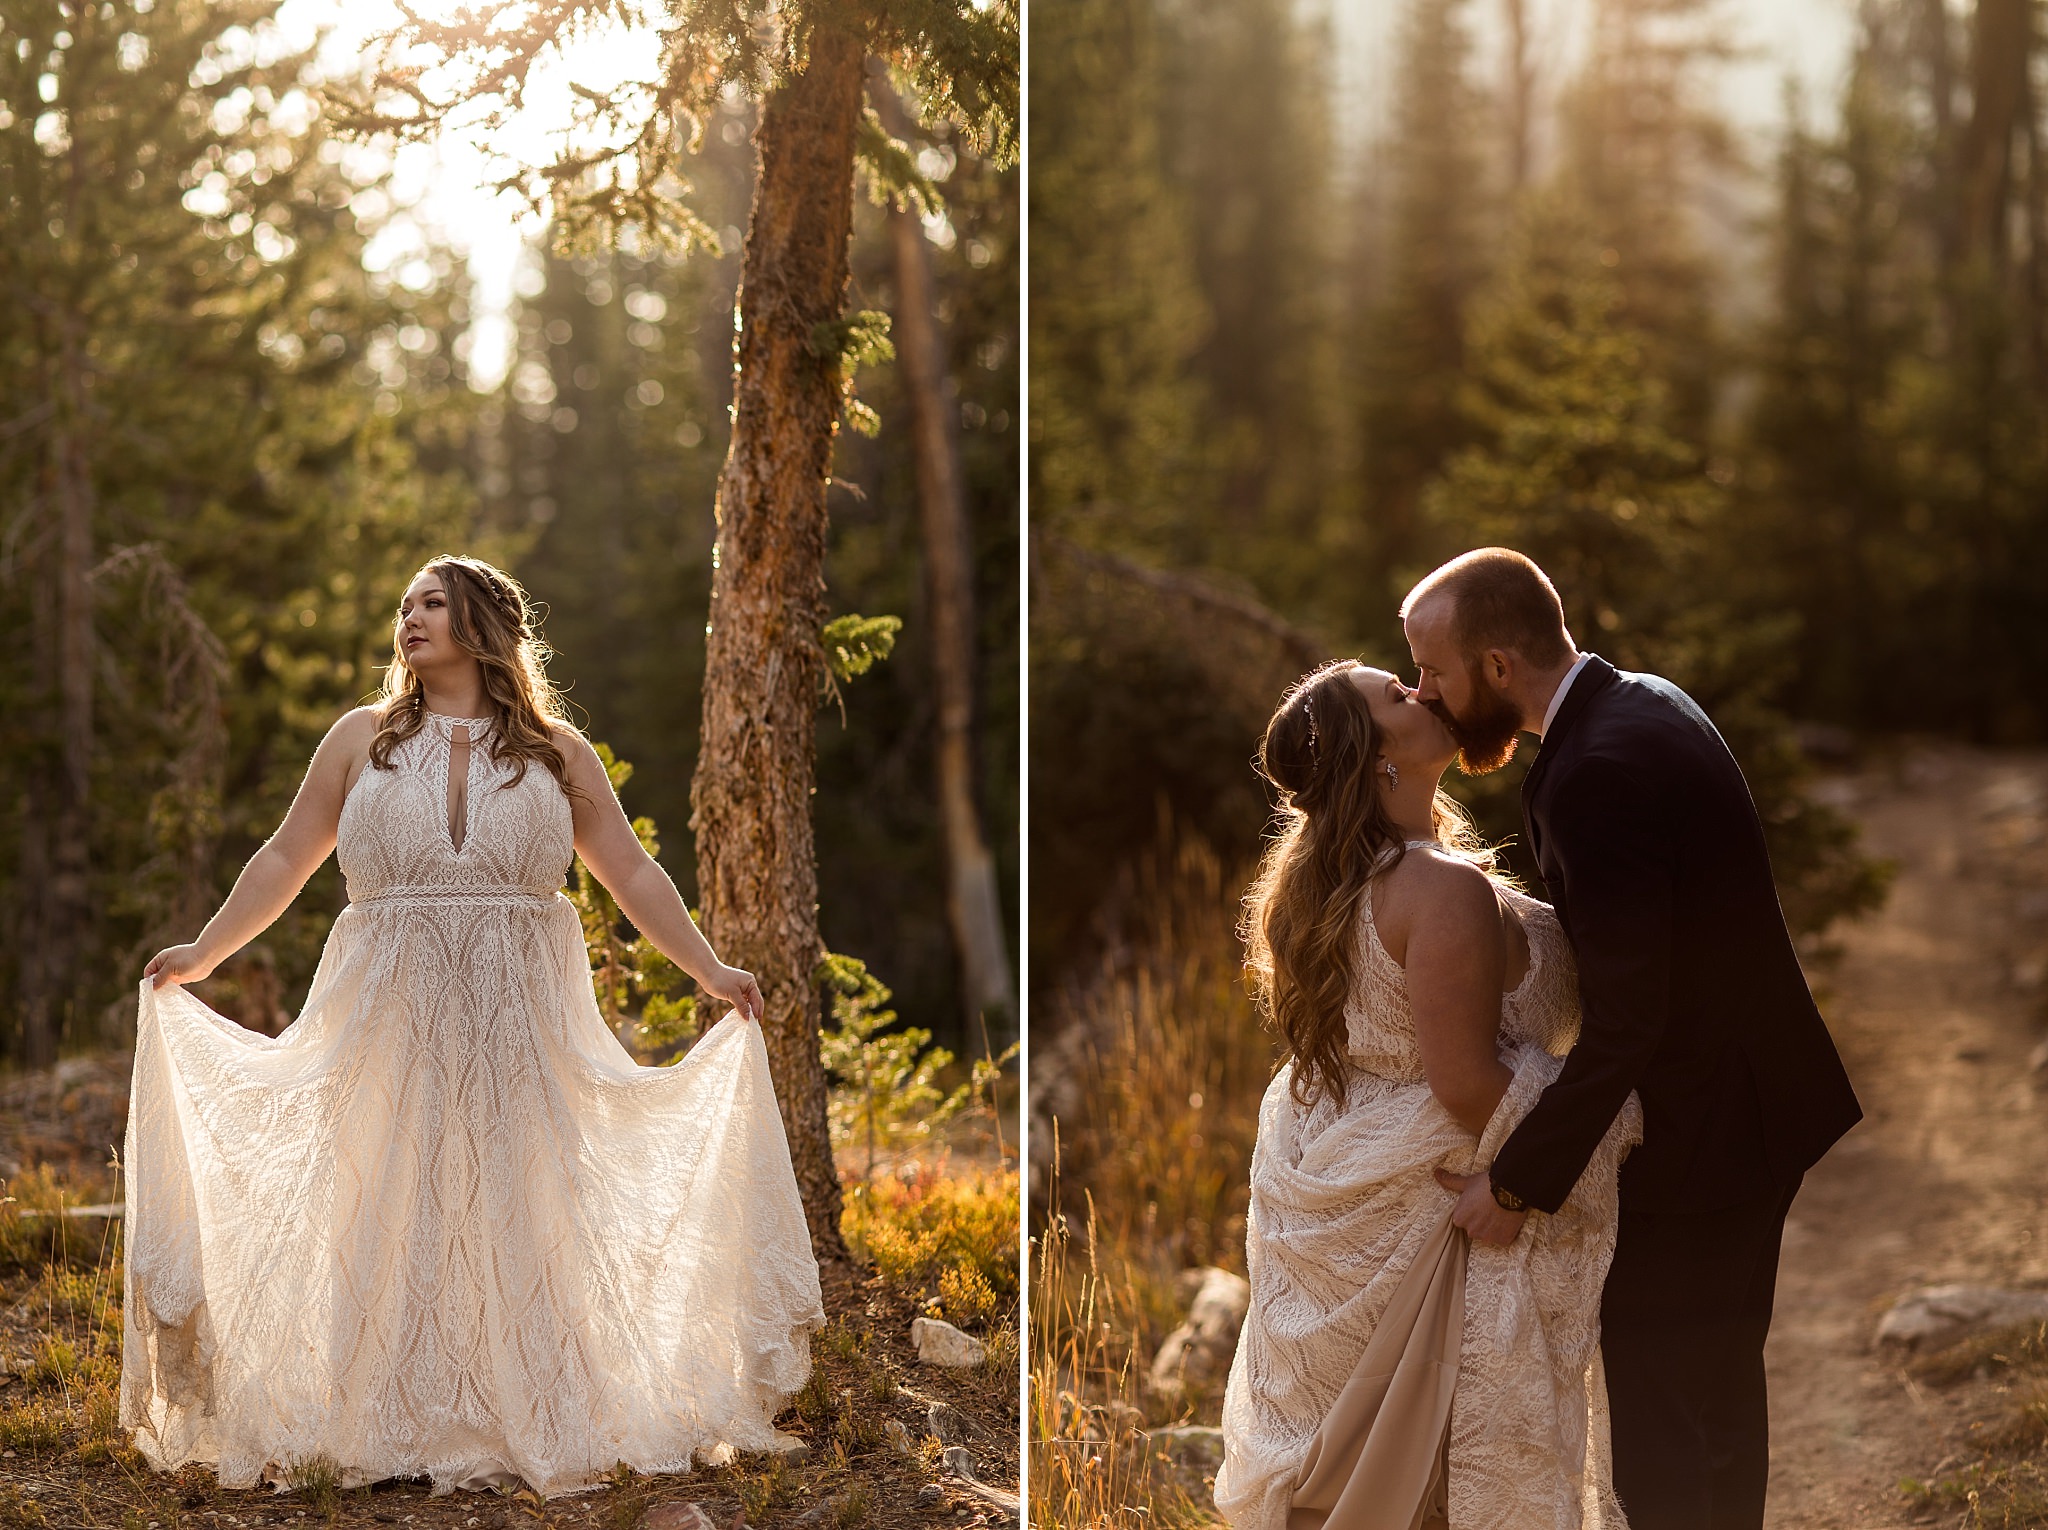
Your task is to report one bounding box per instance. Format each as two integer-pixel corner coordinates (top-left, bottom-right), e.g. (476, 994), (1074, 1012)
(1240, 660), (1498, 1106)
(369, 554), (585, 801)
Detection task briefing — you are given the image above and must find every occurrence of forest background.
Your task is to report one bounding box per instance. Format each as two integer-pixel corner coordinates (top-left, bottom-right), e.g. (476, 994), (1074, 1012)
(1030, 0), (2048, 1520)
(0, 0), (1020, 1075)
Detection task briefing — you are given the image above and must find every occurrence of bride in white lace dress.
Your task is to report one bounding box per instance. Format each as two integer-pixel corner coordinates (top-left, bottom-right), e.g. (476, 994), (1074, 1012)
(124, 555), (825, 1496)
(1216, 660), (1640, 1530)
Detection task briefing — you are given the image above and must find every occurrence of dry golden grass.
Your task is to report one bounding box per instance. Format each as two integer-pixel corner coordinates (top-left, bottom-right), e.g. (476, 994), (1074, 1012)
(0, 1157), (1020, 1529)
(1030, 836), (1278, 1528)
(1900, 1320), (2048, 1527)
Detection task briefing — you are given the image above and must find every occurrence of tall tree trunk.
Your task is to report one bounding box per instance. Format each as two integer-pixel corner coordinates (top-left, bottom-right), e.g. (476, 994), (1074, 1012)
(869, 73), (1016, 1036)
(1959, 0), (2030, 271)
(1503, 0), (1535, 197)
(692, 26), (866, 1259)
(2023, 46), (2046, 384)
(1924, 0), (1959, 284)
(20, 329), (97, 1072)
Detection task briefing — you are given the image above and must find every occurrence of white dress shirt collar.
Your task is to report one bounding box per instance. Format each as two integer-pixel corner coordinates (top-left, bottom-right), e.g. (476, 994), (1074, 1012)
(1539, 653), (1593, 738)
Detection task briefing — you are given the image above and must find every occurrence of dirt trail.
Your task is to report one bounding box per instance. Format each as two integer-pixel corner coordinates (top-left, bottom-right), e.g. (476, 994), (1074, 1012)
(1766, 743), (2048, 1528)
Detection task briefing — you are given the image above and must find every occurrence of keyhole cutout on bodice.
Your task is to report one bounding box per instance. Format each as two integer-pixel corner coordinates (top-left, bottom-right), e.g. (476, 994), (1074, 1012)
(447, 724), (471, 852)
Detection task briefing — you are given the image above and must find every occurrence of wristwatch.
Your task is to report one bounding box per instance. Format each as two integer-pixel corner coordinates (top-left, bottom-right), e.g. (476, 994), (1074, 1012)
(1489, 1179), (1529, 1214)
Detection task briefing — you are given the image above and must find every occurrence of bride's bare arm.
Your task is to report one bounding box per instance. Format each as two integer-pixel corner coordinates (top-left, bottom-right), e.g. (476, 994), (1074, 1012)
(144, 708), (378, 989)
(556, 728), (763, 1022)
(1391, 855), (1514, 1136)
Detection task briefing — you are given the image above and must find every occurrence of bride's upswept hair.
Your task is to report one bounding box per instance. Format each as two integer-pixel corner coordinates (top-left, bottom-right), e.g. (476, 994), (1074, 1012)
(369, 554), (585, 800)
(1241, 659), (1500, 1107)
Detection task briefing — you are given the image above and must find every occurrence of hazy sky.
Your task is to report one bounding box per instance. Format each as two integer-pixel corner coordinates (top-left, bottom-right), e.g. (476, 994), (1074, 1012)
(274, 0), (659, 388)
(1329, 0), (1858, 146)
(268, 0), (1859, 389)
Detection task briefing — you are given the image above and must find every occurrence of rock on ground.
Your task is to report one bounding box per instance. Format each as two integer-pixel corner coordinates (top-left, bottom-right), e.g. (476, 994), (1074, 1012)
(910, 1315), (987, 1367)
(1147, 1267), (1250, 1394)
(1873, 1284), (2048, 1350)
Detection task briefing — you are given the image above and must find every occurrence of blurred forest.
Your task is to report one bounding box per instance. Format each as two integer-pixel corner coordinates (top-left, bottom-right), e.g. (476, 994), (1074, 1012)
(0, 0), (1018, 1068)
(1030, 0), (2048, 989)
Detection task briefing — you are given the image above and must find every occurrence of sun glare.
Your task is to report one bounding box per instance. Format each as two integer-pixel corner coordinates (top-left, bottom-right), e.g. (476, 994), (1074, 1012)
(274, 0), (668, 389)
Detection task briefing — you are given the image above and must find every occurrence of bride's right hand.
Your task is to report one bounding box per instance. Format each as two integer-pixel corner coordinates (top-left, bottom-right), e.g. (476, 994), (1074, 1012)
(701, 963), (764, 1024)
(144, 944), (215, 990)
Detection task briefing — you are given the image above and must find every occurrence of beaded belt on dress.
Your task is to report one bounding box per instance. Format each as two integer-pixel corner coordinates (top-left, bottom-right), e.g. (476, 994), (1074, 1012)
(350, 884), (562, 909)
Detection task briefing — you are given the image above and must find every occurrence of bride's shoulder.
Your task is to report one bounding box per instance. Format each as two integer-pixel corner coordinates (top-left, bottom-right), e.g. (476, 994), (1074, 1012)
(321, 705), (383, 756)
(1374, 846), (1500, 933)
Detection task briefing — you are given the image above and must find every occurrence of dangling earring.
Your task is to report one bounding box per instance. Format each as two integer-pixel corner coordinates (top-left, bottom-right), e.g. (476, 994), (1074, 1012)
(1383, 761), (1400, 789)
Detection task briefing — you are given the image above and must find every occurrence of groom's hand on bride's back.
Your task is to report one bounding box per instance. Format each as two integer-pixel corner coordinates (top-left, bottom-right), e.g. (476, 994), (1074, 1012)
(1436, 1168), (1528, 1246)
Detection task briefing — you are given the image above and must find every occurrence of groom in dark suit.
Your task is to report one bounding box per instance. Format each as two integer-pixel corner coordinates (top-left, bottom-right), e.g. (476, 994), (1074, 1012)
(1400, 548), (1862, 1530)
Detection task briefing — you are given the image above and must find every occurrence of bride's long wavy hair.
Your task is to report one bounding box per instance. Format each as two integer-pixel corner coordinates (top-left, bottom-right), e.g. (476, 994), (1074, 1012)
(369, 554), (586, 801)
(1241, 660), (1500, 1107)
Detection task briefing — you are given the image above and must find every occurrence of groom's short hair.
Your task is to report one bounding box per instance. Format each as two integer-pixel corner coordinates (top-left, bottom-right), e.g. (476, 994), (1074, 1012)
(1401, 548), (1572, 667)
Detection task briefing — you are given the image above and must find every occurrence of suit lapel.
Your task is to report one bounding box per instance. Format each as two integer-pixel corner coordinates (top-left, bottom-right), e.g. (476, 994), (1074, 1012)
(1519, 655), (1616, 864)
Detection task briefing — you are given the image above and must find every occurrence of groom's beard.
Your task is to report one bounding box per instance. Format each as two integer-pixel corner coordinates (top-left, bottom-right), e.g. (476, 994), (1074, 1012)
(1429, 677), (1523, 775)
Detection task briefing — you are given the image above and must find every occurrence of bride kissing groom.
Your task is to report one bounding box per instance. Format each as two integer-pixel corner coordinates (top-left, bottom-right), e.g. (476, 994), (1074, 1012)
(1216, 547), (1862, 1530)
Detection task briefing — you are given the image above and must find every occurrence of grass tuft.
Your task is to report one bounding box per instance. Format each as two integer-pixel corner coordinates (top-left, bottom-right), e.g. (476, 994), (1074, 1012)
(1897, 1319), (2048, 1526)
(836, 1475), (874, 1527)
(282, 1451), (342, 1514)
(1030, 838), (1270, 1528)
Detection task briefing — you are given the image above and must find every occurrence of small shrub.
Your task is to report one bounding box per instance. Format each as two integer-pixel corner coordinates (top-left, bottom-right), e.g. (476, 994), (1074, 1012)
(735, 1455), (800, 1518)
(0, 1169), (107, 1274)
(74, 1383), (123, 1463)
(792, 1368), (836, 1425)
(864, 1366), (896, 1406)
(836, 1478), (873, 1528)
(939, 1263), (999, 1328)
(834, 1400), (886, 1457)
(27, 1336), (79, 1390)
(0, 1396), (66, 1454)
(842, 1168), (1020, 1302)
(27, 1265), (114, 1328)
(819, 1320), (864, 1365)
(0, 1485), (50, 1529)
(819, 956), (970, 1180)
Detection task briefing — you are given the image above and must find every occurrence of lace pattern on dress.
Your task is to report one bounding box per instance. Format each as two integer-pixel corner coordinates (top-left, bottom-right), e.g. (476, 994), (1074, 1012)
(122, 712), (826, 1496)
(1217, 856), (1642, 1530)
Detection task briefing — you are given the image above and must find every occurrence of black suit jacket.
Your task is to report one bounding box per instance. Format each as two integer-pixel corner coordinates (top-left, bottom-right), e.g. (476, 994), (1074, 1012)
(1487, 657), (1862, 1215)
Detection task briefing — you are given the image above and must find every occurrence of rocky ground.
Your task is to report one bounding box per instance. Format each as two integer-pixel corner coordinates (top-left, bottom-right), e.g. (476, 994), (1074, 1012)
(1766, 742), (2048, 1528)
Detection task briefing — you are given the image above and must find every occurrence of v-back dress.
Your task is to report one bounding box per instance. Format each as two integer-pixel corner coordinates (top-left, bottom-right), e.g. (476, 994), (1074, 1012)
(1216, 848), (1642, 1530)
(121, 711), (826, 1496)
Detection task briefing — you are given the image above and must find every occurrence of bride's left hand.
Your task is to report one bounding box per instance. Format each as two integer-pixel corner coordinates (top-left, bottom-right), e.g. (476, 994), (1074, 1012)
(702, 963), (764, 1023)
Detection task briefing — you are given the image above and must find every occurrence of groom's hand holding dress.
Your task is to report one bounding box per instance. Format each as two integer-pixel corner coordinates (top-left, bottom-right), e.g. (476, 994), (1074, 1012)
(1434, 1168), (1526, 1246)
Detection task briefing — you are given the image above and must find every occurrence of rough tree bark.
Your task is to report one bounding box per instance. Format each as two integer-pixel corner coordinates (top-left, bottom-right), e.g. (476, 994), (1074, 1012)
(869, 72), (1015, 1035)
(691, 25), (867, 1259)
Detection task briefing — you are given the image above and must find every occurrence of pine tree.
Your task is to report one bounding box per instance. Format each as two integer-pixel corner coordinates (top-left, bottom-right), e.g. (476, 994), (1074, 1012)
(1353, 0), (1494, 637)
(1556, 0), (1736, 438)
(1027, 0), (1207, 559)
(1156, 0), (1344, 609)
(1427, 194), (1889, 933)
(0, 0), (488, 1061)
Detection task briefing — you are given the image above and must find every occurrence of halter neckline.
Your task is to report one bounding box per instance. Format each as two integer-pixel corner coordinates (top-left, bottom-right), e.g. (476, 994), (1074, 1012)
(423, 710), (493, 732)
